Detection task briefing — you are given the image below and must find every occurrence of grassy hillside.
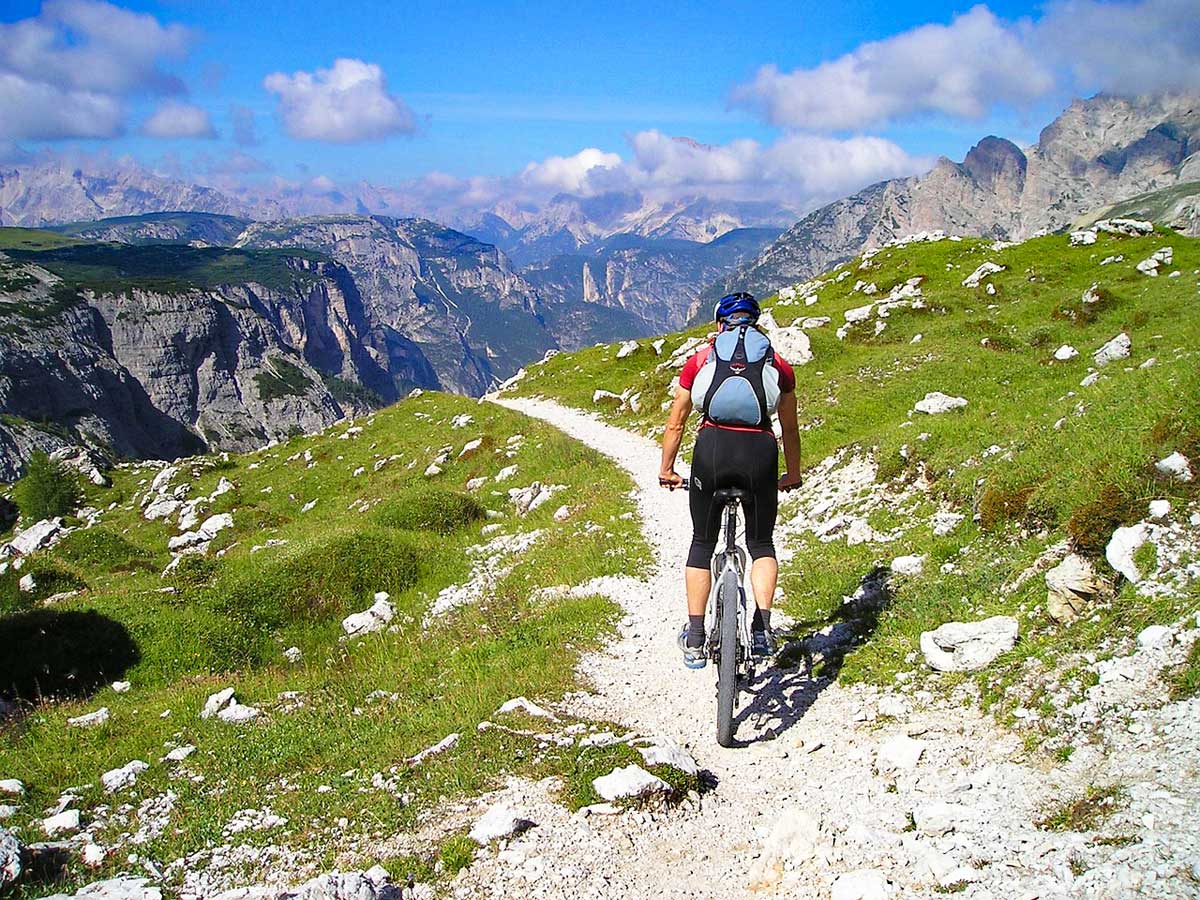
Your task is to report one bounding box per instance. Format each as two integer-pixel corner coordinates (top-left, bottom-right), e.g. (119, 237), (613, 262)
(504, 228), (1200, 739)
(0, 392), (650, 896)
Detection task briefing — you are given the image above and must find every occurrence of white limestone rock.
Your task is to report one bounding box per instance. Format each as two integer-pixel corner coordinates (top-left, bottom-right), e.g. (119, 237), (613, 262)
(101, 760), (149, 793)
(931, 511), (965, 537)
(17, 574), (35, 593)
(407, 733), (459, 766)
(1106, 524), (1148, 583)
(201, 688), (236, 719)
(218, 702), (261, 724)
(1148, 499), (1171, 520)
(1137, 625), (1173, 650)
(1053, 344), (1078, 361)
(469, 804), (532, 845)
(961, 262), (1004, 288)
(0, 781), (24, 797)
(638, 737), (698, 776)
(913, 392), (967, 414)
(831, 868), (890, 900)
(890, 555), (925, 577)
(920, 616), (1018, 671)
(876, 735), (926, 773)
(10, 517), (65, 555)
(496, 697), (556, 719)
(164, 745), (196, 763)
(592, 764), (670, 801)
(42, 809), (81, 836)
(616, 340), (639, 359)
(68, 707), (110, 728)
(1093, 332), (1131, 366)
(1045, 553), (1109, 623)
(341, 593), (395, 636)
(1155, 451), (1194, 482)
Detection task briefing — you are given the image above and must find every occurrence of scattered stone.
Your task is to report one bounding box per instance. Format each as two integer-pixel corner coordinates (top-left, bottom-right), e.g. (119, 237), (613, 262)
(747, 810), (821, 888)
(638, 737), (698, 776)
(1045, 554), (1110, 623)
(0, 827), (19, 887)
(68, 707), (110, 728)
(465, 476), (488, 491)
(1137, 625), (1173, 650)
(17, 574), (35, 593)
(42, 809), (81, 836)
(80, 843), (106, 868)
(101, 760), (149, 793)
(890, 555), (925, 577)
(931, 511), (965, 537)
(961, 262), (1004, 288)
(341, 592), (395, 636)
(0, 806), (15, 819)
(876, 734), (926, 772)
(1069, 230), (1097, 246)
(1093, 332), (1131, 366)
(616, 340), (639, 359)
(831, 868), (889, 900)
(201, 688), (236, 719)
(10, 518), (65, 556)
(1053, 344), (1078, 361)
(458, 439), (483, 458)
(0, 781), (24, 797)
(450, 414), (473, 429)
(1155, 451), (1194, 482)
(163, 745), (195, 763)
(592, 764), (670, 801)
(552, 504), (571, 522)
(470, 804), (533, 845)
(111, 681), (131, 693)
(497, 697), (556, 719)
(217, 703), (260, 724)
(920, 616), (1018, 671)
(407, 733), (459, 766)
(1148, 499), (1171, 520)
(41, 876), (161, 900)
(914, 392), (967, 414)
(1106, 524), (1148, 583)
(913, 800), (970, 836)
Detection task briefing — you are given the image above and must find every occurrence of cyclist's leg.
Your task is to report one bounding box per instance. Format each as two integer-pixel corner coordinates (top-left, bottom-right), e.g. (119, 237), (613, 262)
(684, 428), (721, 650)
(741, 430), (780, 620)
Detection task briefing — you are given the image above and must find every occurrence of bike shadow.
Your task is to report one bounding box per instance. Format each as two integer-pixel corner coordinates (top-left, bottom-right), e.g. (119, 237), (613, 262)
(730, 566), (893, 746)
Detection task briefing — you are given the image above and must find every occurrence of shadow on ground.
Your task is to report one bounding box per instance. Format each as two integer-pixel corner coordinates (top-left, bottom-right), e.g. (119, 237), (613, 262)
(0, 608), (140, 703)
(731, 566), (893, 746)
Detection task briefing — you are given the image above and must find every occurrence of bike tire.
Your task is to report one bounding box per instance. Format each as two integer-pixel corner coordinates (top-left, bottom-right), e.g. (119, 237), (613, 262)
(716, 566), (740, 748)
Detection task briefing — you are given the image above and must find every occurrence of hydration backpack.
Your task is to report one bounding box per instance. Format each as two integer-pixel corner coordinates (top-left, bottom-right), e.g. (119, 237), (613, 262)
(690, 325), (781, 428)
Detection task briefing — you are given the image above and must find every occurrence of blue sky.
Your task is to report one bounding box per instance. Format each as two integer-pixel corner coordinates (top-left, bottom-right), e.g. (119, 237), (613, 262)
(1, 0), (1196, 217)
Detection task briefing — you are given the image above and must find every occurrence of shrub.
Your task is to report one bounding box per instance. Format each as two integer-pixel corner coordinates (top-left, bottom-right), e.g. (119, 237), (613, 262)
(375, 488), (485, 535)
(1067, 483), (1140, 557)
(56, 528), (151, 573)
(978, 483), (1036, 531)
(254, 357), (313, 401)
(12, 451), (82, 521)
(209, 528), (421, 630)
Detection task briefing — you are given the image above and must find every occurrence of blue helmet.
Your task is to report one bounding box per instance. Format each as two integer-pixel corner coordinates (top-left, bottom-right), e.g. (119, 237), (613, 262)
(714, 291), (759, 325)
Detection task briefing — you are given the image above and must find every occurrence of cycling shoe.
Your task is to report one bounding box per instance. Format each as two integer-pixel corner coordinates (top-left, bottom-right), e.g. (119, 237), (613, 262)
(677, 625), (707, 669)
(751, 628), (776, 658)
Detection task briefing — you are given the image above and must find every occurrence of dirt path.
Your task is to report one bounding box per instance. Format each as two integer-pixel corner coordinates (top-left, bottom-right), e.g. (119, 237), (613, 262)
(445, 397), (1200, 900)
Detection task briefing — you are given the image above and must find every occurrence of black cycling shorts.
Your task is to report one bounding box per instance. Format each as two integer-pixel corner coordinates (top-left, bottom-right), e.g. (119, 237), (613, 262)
(687, 425), (778, 569)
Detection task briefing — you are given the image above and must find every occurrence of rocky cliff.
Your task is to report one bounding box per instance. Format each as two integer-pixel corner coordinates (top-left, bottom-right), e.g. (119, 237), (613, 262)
(236, 215), (557, 395)
(0, 244), (412, 479)
(722, 93), (1200, 296)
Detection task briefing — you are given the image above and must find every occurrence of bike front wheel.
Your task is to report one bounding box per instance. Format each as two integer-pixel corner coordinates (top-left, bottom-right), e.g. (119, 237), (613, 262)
(716, 566), (740, 747)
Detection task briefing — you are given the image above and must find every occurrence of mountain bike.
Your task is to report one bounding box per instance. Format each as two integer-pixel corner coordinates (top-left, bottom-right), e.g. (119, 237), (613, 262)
(667, 480), (755, 747)
(708, 487), (755, 747)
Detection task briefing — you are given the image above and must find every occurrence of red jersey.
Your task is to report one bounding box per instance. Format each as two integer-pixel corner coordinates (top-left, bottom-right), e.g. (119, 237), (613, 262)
(679, 343), (795, 432)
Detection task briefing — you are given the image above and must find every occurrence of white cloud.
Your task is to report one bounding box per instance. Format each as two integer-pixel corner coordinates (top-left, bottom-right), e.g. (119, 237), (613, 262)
(141, 101), (216, 139)
(263, 58), (417, 143)
(519, 148), (622, 193)
(1035, 0), (1200, 94)
(0, 72), (123, 140)
(0, 0), (193, 141)
(731, 6), (1053, 130)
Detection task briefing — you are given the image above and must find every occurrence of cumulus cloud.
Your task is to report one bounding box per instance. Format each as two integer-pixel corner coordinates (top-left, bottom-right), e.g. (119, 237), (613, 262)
(731, 6), (1053, 130)
(0, 0), (193, 141)
(732, 1), (1200, 132)
(141, 101), (216, 139)
(519, 148), (622, 193)
(1035, 0), (1200, 94)
(263, 58), (417, 143)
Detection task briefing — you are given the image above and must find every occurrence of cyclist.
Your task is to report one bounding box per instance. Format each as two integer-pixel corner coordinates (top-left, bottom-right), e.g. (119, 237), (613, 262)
(658, 292), (802, 668)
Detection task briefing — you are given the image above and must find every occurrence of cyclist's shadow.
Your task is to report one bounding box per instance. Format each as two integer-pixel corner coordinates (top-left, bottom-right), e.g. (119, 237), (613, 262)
(731, 566), (893, 746)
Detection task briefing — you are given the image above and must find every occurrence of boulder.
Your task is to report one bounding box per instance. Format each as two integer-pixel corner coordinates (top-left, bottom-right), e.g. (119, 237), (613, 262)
(1148, 499), (1171, 520)
(163, 745), (196, 763)
(961, 262), (1004, 288)
(1045, 554), (1110, 623)
(101, 760), (149, 793)
(496, 697), (555, 719)
(17, 574), (35, 593)
(0, 781), (24, 797)
(1069, 230), (1097, 246)
(913, 392), (967, 414)
(1155, 451), (1194, 482)
(1093, 332), (1131, 366)
(341, 593), (395, 636)
(40, 876), (162, 900)
(920, 616), (1018, 671)
(1, 827), (19, 888)
(407, 733), (459, 766)
(891, 555), (925, 577)
(1137, 625), (1172, 650)
(198, 513), (233, 540)
(592, 764), (670, 801)
(1053, 345), (1078, 361)
(1105, 524), (1148, 583)
(469, 804), (533, 845)
(10, 518), (65, 556)
(615, 340), (639, 359)
(217, 703), (260, 724)
(142, 497), (180, 522)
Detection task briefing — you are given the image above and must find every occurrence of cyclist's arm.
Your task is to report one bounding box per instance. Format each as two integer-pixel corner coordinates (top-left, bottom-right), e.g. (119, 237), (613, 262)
(659, 385), (692, 483)
(778, 390), (802, 487)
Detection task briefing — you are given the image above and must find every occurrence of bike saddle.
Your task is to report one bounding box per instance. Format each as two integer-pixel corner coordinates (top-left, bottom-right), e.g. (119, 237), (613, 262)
(713, 488), (751, 504)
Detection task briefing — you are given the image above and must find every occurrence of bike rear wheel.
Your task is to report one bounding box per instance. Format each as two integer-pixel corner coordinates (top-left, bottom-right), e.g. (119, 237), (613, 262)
(716, 566), (740, 747)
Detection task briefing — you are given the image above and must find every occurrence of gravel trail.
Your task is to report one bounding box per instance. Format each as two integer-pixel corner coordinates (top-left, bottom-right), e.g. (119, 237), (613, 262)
(449, 396), (1200, 900)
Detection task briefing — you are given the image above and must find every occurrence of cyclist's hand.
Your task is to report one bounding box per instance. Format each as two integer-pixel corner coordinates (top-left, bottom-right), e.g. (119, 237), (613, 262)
(659, 470), (685, 490)
(778, 472), (802, 492)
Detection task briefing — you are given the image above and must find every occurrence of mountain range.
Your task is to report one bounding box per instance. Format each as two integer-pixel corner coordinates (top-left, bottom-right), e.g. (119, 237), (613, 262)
(718, 93), (1200, 299)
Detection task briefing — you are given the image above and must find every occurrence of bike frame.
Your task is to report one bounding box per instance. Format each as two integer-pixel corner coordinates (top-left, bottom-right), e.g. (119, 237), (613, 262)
(707, 494), (754, 696)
